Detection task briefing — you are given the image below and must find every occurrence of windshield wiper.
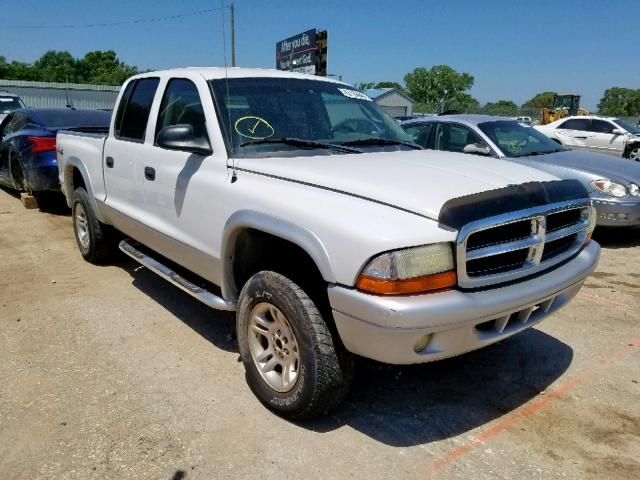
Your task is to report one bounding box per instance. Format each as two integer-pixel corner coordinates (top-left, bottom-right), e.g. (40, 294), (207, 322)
(341, 137), (422, 150)
(241, 137), (361, 153)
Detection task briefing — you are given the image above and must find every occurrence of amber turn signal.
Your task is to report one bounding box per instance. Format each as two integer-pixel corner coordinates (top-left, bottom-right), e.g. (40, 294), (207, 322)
(356, 270), (457, 295)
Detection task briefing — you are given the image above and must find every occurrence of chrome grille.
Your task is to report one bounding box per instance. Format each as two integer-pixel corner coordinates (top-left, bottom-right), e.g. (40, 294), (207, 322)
(456, 200), (594, 288)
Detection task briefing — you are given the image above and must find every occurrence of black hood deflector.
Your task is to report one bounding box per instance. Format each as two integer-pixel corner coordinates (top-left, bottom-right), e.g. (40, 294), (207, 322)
(438, 179), (589, 229)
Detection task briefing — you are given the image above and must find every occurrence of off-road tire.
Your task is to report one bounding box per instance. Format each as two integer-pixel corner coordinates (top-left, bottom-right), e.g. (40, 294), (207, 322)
(237, 271), (353, 419)
(72, 187), (112, 263)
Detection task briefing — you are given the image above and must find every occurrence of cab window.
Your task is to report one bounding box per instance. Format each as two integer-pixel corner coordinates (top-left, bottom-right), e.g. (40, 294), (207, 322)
(115, 78), (160, 142)
(155, 78), (207, 142)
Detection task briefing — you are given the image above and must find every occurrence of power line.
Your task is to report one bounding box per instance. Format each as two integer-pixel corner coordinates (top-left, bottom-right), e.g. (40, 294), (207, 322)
(0, 7), (227, 29)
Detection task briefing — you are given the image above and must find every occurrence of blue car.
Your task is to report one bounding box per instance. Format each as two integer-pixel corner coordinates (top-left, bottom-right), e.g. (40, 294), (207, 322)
(0, 108), (110, 192)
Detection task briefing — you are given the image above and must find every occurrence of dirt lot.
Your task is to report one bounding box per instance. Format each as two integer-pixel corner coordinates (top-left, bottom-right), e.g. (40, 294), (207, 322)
(1, 188), (639, 480)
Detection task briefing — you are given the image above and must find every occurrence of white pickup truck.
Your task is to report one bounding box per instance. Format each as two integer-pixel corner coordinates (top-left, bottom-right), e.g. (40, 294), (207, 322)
(57, 68), (600, 419)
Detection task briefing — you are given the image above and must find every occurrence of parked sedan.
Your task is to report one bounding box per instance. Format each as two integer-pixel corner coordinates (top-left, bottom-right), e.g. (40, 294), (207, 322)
(0, 92), (26, 123)
(0, 108), (110, 192)
(534, 115), (640, 160)
(401, 115), (640, 227)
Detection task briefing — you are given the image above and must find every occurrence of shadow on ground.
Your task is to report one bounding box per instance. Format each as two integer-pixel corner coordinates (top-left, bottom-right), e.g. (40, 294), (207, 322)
(119, 255), (237, 354)
(0, 186), (70, 216)
(116, 253), (573, 447)
(593, 225), (640, 249)
(306, 329), (572, 446)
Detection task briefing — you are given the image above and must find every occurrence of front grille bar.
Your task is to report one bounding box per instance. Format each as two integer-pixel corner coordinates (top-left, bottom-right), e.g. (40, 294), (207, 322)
(456, 199), (594, 289)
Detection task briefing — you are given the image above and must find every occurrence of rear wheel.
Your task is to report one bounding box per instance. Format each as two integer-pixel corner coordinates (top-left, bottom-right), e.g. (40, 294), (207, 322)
(72, 187), (112, 263)
(236, 271), (352, 419)
(10, 156), (27, 191)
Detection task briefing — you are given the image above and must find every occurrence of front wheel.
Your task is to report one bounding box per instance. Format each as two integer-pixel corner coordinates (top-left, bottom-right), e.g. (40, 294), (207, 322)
(626, 146), (640, 161)
(236, 271), (352, 419)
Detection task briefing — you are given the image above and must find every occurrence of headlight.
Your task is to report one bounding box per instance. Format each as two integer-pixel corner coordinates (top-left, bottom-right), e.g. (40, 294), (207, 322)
(356, 243), (456, 295)
(592, 180), (627, 198)
(629, 183), (640, 197)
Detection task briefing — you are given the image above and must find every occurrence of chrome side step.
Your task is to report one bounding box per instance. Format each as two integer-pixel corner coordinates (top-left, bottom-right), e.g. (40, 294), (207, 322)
(119, 239), (237, 312)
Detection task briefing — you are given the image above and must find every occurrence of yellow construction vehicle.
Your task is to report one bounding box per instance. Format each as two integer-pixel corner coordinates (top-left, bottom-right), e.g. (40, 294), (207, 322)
(538, 94), (589, 125)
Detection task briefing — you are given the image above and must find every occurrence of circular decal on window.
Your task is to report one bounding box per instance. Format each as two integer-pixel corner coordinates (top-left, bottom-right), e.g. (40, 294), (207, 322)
(234, 116), (275, 140)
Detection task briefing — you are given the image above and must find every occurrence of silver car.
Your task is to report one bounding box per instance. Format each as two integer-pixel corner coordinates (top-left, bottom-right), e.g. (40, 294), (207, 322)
(401, 115), (640, 227)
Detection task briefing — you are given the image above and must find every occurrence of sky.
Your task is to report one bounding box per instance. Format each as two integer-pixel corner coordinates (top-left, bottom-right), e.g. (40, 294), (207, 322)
(1, 0), (638, 110)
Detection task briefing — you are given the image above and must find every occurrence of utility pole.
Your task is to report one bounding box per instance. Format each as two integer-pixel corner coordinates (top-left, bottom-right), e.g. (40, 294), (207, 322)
(230, 2), (236, 66)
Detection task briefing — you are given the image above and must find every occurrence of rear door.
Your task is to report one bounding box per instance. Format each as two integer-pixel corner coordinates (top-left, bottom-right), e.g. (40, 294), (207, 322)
(587, 119), (626, 155)
(554, 118), (592, 150)
(103, 77), (160, 238)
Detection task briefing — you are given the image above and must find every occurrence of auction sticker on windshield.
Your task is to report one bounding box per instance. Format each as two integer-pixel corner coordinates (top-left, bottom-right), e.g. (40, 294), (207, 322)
(338, 89), (372, 101)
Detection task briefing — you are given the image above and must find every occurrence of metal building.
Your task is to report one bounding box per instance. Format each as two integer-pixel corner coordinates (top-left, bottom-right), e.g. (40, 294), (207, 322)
(0, 79), (120, 110)
(364, 88), (414, 117)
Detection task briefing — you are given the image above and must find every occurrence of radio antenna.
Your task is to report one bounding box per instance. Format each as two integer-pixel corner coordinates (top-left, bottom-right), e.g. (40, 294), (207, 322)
(220, 0), (236, 182)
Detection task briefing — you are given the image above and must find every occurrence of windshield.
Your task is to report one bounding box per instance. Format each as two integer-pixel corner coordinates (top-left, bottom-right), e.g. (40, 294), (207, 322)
(210, 77), (416, 157)
(0, 96), (26, 114)
(613, 118), (640, 135)
(478, 120), (565, 158)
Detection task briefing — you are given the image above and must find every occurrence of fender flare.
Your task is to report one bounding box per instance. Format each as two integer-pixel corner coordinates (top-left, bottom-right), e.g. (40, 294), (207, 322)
(220, 210), (335, 300)
(62, 158), (108, 223)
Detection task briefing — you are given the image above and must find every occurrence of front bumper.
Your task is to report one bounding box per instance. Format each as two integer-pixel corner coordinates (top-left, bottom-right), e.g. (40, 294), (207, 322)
(592, 199), (640, 226)
(328, 241), (600, 364)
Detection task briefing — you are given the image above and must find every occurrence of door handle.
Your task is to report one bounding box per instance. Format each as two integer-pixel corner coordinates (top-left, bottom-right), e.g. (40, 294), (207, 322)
(105, 156), (114, 168)
(144, 166), (156, 181)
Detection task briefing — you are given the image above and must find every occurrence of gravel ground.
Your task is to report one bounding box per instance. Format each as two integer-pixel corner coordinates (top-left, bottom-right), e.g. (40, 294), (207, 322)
(1, 188), (639, 480)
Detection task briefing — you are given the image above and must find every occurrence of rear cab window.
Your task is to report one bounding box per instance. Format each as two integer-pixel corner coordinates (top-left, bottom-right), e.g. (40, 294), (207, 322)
(114, 78), (160, 142)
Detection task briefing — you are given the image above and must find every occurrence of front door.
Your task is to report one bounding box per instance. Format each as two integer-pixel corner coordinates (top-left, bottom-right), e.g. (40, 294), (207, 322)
(140, 77), (226, 282)
(586, 119), (626, 155)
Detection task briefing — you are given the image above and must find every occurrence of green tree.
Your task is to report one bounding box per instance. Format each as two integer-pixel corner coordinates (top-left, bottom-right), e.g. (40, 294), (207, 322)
(76, 50), (138, 85)
(449, 93), (480, 113)
(355, 81), (405, 92)
(1, 50), (139, 85)
(354, 81), (376, 90)
(597, 87), (640, 117)
(482, 100), (519, 116)
(374, 81), (404, 91)
(33, 50), (77, 82)
(522, 91), (556, 109)
(404, 65), (474, 112)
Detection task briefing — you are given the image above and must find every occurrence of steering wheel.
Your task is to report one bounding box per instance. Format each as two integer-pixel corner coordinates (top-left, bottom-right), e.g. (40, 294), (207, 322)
(333, 118), (378, 134)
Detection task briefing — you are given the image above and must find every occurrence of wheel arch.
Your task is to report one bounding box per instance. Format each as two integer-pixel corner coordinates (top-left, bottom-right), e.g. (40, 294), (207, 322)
(62, 159), (107, 222)
(623, 141), (640, 159)
(221, 210), (335, 301)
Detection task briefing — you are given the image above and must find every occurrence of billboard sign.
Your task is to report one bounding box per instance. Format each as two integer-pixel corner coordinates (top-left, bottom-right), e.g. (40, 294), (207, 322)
(276, 29), (316, 74)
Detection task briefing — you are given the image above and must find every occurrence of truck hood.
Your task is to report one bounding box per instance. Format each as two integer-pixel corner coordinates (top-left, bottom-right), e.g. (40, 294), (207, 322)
(518, 149), (640, 185)
(234, 149), (556, 220)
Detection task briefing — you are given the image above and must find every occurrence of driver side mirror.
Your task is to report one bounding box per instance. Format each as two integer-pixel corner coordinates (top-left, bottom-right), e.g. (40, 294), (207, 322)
(156, 124), (212, 156)
(611, 128), (625, 135)
(463, 143), (491, 156)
